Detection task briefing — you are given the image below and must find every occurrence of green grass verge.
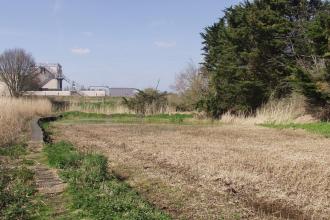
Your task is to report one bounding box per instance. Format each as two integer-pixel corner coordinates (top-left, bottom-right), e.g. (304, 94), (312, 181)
(61, 111), (110, 120)
(60, 111), (194, 125)
(44, 141), (170, 220)
(0, 143), (48, 220)
(262, 122), (330, 137)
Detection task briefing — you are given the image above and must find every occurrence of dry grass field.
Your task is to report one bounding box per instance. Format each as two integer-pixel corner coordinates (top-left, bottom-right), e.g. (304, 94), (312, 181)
(0, 97), (52, 146)
(50, 120), (330, 220)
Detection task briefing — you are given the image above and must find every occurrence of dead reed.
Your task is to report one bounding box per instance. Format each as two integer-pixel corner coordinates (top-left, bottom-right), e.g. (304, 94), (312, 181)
(221, 94), (307, 124)
(65, 98), (178, 115)
(0, 97), (52, 146)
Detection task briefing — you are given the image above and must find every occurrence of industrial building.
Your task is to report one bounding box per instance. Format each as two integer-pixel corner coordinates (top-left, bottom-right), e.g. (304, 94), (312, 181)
(0, 63), (137, 97)
(37, 63), (64, 91)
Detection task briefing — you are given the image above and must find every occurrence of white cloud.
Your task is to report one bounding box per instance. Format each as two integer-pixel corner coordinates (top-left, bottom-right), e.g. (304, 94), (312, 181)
(70, 48), (91, 55)
(154, 41), (176, 48)
(82, 31), (93, 37)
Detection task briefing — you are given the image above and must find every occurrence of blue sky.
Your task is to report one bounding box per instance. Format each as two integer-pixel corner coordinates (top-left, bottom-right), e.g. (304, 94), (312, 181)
(0, 0), (240, 90)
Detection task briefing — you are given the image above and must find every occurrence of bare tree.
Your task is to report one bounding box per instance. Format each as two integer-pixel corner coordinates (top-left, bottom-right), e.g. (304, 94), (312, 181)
(0, 48), (39, 97)
(171, 61), (209, 110)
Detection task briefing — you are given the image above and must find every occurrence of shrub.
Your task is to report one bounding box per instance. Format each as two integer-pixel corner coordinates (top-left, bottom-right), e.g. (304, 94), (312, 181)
(123, 88), (168, 115)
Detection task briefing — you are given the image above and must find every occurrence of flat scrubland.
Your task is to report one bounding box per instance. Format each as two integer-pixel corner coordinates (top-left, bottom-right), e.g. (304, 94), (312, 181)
(49, 113), (330, 220)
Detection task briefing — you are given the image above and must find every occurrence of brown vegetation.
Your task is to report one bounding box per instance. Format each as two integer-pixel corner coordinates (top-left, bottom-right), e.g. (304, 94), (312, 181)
(220, 94), (309, 125)
(51, 121), (330, 219)
(0, 97), (52, 146)
(56, 95), (180, 115)
(171, 62), (208, 111)
(123, 88), (170, 115)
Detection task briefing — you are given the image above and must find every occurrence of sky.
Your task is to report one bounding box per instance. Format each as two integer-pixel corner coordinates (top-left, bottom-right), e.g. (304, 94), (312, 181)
(0, 0), (240, 90)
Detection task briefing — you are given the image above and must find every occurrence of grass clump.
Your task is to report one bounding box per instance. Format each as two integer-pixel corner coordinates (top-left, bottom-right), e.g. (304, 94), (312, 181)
(44, 141), (81, 169)
(0, 143), (27, 158)
(0, 165), (36, 220)
(0, 143), (46, 220)
(44, 141), (170, 220)
(263, 122), (330, 137)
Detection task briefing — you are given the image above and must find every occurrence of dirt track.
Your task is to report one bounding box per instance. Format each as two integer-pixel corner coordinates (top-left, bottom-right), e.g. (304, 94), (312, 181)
(51, 122), (330, 220)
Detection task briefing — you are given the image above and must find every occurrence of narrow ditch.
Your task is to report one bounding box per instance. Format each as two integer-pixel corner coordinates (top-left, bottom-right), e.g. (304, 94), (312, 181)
(38, 115), (61, 143)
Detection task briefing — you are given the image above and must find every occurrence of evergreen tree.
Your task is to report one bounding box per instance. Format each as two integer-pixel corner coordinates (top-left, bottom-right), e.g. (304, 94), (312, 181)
(294, 2), (330, 120)
(201, 0), (330, 118)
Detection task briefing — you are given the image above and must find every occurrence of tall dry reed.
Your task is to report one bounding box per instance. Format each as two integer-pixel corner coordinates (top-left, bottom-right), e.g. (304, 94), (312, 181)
(0, 97), (52, 146)
(221, 94), (307, 124)
(66, 101), (131, 114)
(66, 100), (178, 115)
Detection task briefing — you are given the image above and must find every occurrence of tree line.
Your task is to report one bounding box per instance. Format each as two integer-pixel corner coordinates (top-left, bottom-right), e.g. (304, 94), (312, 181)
(199, 0), (330, 119)
(2, 0), (329, 120)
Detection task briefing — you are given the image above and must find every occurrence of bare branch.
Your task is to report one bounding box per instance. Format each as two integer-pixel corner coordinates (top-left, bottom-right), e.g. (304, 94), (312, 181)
(0, 48), (39, 97)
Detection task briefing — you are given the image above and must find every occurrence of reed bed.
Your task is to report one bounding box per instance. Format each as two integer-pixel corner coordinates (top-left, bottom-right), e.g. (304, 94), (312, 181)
(0, 97), (52, 146)
(66, 101), (131, 114)
(65, 99), (178, 115)
(221, 94), (307, 124)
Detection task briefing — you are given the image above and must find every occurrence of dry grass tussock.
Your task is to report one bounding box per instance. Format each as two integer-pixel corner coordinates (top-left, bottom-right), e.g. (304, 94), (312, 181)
(0, 97), (52, 146)
(221, 94), (308, 124)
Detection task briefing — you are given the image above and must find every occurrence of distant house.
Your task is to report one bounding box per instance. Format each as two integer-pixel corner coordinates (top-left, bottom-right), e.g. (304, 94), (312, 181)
(109, 88), (137, 97)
